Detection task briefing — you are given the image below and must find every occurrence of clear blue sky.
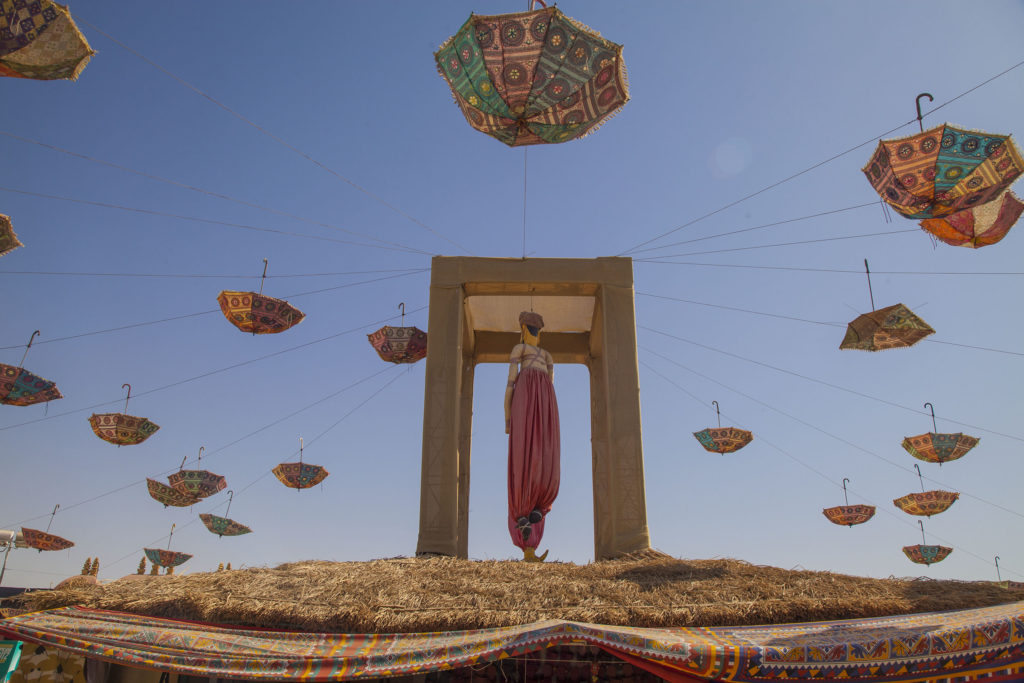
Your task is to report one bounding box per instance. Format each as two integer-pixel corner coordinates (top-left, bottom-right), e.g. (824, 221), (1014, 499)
(2, 1), (1023, 588)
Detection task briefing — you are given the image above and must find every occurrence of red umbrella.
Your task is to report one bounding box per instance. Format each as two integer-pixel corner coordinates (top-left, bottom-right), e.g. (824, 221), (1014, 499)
(893, 464), (959, 517)
(218, 259), (304, 335)
(273, 438), (329, 491)
(822, 478), (876, 527)
(21, 505), (73, 552)
(0, 331), (62, 406)
(903, 520), (952, 566)
(368, 303), (427, 364)
(692, 401), (753, 454)
(902, 402), (978, 466)
(88, 383), (160, 446)
(167, 448), (226, 500)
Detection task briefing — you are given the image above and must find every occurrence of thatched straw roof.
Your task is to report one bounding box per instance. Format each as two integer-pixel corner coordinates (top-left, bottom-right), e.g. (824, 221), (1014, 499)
(20, 554), (1023, 633)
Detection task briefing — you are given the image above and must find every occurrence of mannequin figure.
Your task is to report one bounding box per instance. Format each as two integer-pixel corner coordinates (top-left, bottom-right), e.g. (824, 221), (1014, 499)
(504, 311), (560, 562)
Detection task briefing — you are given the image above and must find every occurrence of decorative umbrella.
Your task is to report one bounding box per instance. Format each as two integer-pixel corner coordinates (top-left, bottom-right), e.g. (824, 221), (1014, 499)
(146, 478), (198, 508)
(0, 331), (62, 406)
(167, 447), (226, 500)
(893, 464), (959, 517)
(21, 505), (73, 552)
(199, 491), (252, 538)
(435, 2), (629, 146)
(840, 260), (934, 351)
(919, 189), (1023, 248)
(0, 213), (23, 257)
(692, 400), (752, 454)
(863, 94), (1023, 220)
(368, 303), (428, 364)
(88, 383), (160, 446)
(822, 478), (876, 527)
(218, 259), (305, 335)
(902, 520), (952, 566)
(0, 0), (93, 80)
(144, 524), (192, 574)
(902, 402), (979, 466)
(273, 437), (329, 491)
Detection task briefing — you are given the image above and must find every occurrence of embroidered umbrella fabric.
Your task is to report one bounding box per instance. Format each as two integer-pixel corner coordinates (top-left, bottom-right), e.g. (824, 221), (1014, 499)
(919, 188), (1023, 248)
(0, 213), (23, 257)
(273, 438), (329, 491)
(0, 331), (62, 407)
(435, 5), (628, 146)
(20, 528), (73, 552)
(902, 403), (979, 465)
(88, 384), (159, 446)
(839, 303), (935, 351)
(143, 548), (192, 569)
(146, 479), (199, 508)
(217, 259), (304, 335)
(0, 0), (93, 80)
(199, 514), (251, 538)
(822, 478), (875, 527)
(167, 449), (226, 501)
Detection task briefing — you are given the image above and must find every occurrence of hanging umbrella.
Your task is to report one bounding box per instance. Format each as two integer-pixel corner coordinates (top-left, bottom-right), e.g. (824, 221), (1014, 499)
(863, 94), (1023, 220)
(146, 478), (199, 508)
(0, 213), (23, 257)
(21, 505), (73, 552)
(273, 437), (329, 490)
(902, 520), (952, 566)
(167, 447), (226, 500)
(88, 384), (160, 445)
(0, 331), (62, 406)
(144, 524), (192, 574)
(0, 0), (93, 80)
(199, 491), (252, 537)
(893, 464), (959, 517)
(840, 260), (934, 351)
(902, 402), (979, 466)
(692, 401), (752, 454)
(435, 2), (629, 146)
(822, 478), (876, 527)
(218, 259), (305, 335)
(919, 189), (1023, 248)
(368, 303), (428, 364)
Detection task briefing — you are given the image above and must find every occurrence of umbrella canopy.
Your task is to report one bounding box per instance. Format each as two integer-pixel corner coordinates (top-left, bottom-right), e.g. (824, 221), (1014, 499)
(217, 290), (305, 335)
(435, 6), (628, 146)
(902, 432), (979, 465)
(20, 527), (73, 552)
(199, 514), (252, 538)
(863, 123), (1023, 220)
(88, 383), (160, 446)
(272, 461), (329, 490)
(893, 490), (959, 517)
(839, 303), (934, 351)
(167, 450), (226, 500)
(919, 189), (1023, 248)
(143, 548), (192, 568)
(0, 0), (93, 80)
(146, 479), (199, 508)
(903, 544), (953, 566)
(0, 363), (61, 406)
(0, 213), (23, 257)
(368, 325), (428, 364)
(693, 427), (753, 454)
(822, 505), (876, 527)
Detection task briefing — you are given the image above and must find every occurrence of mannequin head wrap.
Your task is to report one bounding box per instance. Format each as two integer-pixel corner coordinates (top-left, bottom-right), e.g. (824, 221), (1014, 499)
(518, 311), (544, 331)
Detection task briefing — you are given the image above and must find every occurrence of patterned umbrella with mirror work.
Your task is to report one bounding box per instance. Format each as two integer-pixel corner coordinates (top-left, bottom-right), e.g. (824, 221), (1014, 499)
(893, 464), (959, 517)
(839, 261), (934, 352)
(0, 213), (23, 257)
(218, 259), (304, 335)
(0, 331), (62, 406)
(693, 401), (752, 454)
(273, 438), (329, 491)
(919, 189), (1023, 248)
(368, 303), (427, 364)
(146, 479), (198, 508)
(0, 0), (93, 80)
(822, 478), (876, 527)
(903, 520), (952, 566)
(88, 384), (159, 446)
(167, 448), (226, 501)
(144, 524), (191, 574)
(21, 505), (72, 552)
(902, 403), (978, 466)
(199, 491), (251, 537)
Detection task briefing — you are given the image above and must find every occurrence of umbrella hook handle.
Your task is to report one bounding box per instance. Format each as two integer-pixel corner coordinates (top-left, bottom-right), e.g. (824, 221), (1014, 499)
(167, 523), (176, 550)
(924, 402), (936, 433)
(225, 490), (234, 518)
(918, 519), (926, 545)
(258, 258), (268, 296)
(299, 437), (304, 465)
(863, 259), (875, 311)
(915, 93), (933, 133)
(197, 446), (204, 466)
(45, 503), (59, 533)
(122, 383), (132, 414)
(529, 0), (547, 9)
(712, 400), (721, 428)
(179, 455), (188, 471)
(398, 302), (405, 327)
(841, 477), (850, 506)
(996, 556), (1002, 582)
(19, 330), (40, 367)
(914, 463), (924, 492)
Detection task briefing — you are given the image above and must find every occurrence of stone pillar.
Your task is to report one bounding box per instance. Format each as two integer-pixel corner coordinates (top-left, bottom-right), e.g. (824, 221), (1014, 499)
(456, 360), (475, 558)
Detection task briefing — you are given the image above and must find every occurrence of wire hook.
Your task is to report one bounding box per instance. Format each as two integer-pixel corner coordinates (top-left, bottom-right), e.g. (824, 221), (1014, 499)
(225, 490), (234, 518)
(711, 400), (721, 428)
(915, 93), (933, 133)
(924, 402), (936, 433)
(258, 258), (269, 296)
(913, 463), (924, 492)
(398, 302), (406, 327)
(995, 556), (1002, 583)
(918, 519), (927, 545)
(122, 383), (132, 414)
(45, 504), (60, 533)
(167, 523), (176, 550)
(863, 259), (875, 311)
(197, 446), (204, 466)
(179, 455), (188, 471)
(18, 330), (40, 367)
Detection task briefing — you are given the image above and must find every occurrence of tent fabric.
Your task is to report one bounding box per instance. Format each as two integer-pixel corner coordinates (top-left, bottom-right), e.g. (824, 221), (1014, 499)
(3, 603), (1024, 682)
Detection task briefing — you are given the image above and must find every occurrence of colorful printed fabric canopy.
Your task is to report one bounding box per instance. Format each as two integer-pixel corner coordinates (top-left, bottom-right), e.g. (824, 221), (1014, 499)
(199, 514), (252, 538)
(146, 479), (199, 508)
(822, 504), (876, 527)
(919, 189), (1023, 248)
(435, 7), (629, 146)
(693, 427), (753, 454)
(0, 0), (93, 80)
(0, 363), (62, 406)
(88, 413), (160, 445)
(217, 291), (305, 335)
(168, 469), (226, 500)
(902, 432), (979, 465)
(903, 544), (953, 566)
(272, 462), (329, 490)
(839, 303), (935, 352)
(367, 326), (428, 364)
(863, 124), (1024, 220)
(0, 214), (23, 257)
(143, 549), (192, 569)
(5, 604), (1024, 682)
(893, 490), (959, 517)
(20, 528), (73, 552)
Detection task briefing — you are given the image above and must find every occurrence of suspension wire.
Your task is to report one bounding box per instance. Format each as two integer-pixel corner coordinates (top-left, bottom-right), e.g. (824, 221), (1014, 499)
(628, 201), (878, 255)
(0, 270), (428, 351)
(0, 185), (430, 255)
(617, 56), (1024, 256)
(0, 130), (434, 255)
(634, 228), (918, 259)
(637, 292), (1024, 358)
(639, 326), (1024, 443)
(635, 261), (1024, 276)
(0, 267), (425, 280)
(74, 17), (474, 257)
(0, 304), (427, 432)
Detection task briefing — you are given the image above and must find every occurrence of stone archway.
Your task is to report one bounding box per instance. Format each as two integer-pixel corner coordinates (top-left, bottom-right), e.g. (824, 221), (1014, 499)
(415, 257), (650, 560)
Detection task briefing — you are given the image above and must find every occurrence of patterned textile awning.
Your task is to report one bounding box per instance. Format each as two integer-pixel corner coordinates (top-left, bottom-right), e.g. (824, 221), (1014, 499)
(839, 303), (935, 351)
(4, 604), (1024, 682)
(920, 189), (1024, 248)
(0, 213), (23, 257)
(822, 504), (876, 527)
(893, 490), (959, 517)
(0, 363), (62, 406)
(0, 0), (93, 80)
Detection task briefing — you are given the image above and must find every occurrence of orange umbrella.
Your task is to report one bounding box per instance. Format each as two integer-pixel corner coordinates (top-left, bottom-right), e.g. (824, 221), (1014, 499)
(218, 259), (304, 335)
(146, 478), (199, 508)
(920, 189), (1023, 248)
(144, 524), (191, 574)
(822, 478), (875, 527)
(200, 491), (252, 537)
(903, 520), (952, 566)
(902, 402), (978, 466)
(692, 401), (753, 454)
(273, 438), (329, 491)
(88, 383), (160, 446)
(0, 331), (62, 406)
(167, 448), (226, 501)
(368, 303), (427, 364)
(21, 505), (73, 552)
(893, 464), (959, 517)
